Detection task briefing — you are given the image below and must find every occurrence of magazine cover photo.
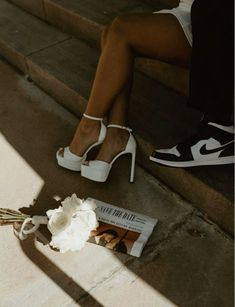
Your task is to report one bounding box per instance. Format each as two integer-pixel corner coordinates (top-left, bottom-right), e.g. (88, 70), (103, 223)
(89, 222), (141, 255)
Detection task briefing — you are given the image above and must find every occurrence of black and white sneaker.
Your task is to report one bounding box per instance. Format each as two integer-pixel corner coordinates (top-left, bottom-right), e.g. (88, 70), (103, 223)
(150, 122), (234, 167)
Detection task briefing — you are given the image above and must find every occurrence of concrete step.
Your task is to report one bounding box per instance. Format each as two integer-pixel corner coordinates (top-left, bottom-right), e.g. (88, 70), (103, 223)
(7, 0), (189, 96)
(0, 0), (233, 235)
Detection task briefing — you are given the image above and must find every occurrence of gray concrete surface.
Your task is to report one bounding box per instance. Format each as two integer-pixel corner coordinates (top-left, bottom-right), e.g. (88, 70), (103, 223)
(0, 59), (233, 307)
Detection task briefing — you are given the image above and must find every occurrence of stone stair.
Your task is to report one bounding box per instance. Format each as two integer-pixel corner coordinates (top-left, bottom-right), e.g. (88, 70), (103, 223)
(8, 0), (189, 95)
(0, 0), (233, 235)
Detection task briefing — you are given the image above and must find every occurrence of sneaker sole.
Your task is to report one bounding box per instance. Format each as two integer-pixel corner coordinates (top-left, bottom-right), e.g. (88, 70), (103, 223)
(149, 155), (235, 167)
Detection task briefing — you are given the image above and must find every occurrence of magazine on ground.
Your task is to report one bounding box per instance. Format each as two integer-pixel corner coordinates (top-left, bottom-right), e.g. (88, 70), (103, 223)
(88, 198), (158, 257)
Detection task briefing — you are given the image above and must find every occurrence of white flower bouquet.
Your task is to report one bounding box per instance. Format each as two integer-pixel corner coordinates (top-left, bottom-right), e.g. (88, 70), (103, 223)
(0, 194), (99, 253)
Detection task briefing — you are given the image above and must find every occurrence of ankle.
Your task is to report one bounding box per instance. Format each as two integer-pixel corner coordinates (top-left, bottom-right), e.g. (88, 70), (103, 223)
(106, 127), (129, 140)
(69, 118), (101, 155)
(80, 117), (100, 134)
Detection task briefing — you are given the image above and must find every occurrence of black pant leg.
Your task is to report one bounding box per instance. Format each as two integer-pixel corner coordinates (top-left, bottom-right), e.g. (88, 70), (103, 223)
(188, 0), (234, 125)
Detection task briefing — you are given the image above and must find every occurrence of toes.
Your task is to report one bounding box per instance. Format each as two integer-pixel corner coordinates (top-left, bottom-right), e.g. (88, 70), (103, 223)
(58, 147), (64, 157)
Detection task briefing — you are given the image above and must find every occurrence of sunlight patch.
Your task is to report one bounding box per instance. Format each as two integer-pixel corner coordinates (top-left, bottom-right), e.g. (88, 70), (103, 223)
(0, 133), (44, 209)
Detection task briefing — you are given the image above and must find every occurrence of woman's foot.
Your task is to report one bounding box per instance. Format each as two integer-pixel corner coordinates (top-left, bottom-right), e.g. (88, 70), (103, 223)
(69, 116), (101, 157)
(56, 114), (107, 172)
(95, 126), (130, 162)
(81, 124), (136, 182)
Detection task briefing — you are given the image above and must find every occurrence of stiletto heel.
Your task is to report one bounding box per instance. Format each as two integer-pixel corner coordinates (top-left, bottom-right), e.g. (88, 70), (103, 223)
(81, 124), (137, 182)
(56, 113), (106, 171)
(130, 152), (136, 183)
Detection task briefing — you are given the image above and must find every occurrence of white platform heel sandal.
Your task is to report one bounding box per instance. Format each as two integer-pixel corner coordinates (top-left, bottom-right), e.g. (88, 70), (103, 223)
(56, 113), (106, 171)
(81, 124), (137, 182)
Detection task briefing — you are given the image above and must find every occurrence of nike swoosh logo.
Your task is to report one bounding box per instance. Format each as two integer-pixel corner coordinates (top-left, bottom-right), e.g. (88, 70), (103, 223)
(200, 140), (234, 155)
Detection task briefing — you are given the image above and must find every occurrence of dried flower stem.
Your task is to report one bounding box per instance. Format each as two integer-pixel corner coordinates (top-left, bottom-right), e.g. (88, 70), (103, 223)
(0, 208), (30, 225)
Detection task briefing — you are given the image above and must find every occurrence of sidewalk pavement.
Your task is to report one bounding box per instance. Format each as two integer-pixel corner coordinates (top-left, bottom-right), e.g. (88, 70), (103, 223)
(0, 58), (233, 307)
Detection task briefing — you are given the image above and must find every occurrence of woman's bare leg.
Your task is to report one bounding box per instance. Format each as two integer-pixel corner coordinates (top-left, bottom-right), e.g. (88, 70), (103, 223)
(96, 26), (133, 162)
(69, 13), (191, 161)
(95, 78), (133, 162)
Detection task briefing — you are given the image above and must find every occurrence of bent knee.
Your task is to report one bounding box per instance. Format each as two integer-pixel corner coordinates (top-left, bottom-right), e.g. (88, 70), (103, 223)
(108, 14), (134, 40)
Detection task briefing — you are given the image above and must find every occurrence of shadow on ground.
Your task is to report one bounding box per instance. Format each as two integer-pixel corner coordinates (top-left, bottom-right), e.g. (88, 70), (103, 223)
(0, 59), (233, 307)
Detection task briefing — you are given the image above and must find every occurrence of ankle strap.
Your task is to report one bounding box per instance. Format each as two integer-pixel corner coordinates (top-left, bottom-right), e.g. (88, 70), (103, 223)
(83, 113), (103, 121)
(107, 124), (132, 132)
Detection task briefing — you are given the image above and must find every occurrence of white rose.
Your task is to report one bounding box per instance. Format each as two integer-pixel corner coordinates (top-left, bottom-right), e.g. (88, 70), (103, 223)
(46, 194), (98, 253)
(61, 193), (83, 214)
